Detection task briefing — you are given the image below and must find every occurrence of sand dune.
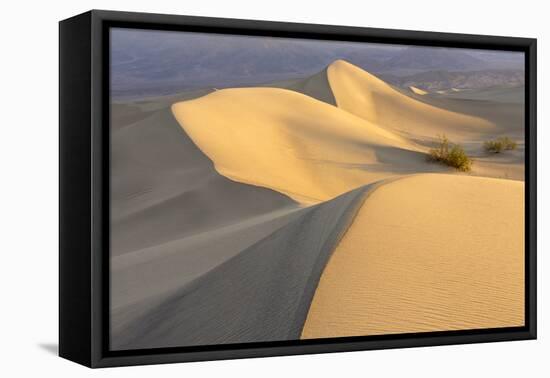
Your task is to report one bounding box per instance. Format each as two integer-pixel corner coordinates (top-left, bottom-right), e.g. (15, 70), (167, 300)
(111, 108), (296, 255)
(267, 68), (336, 106)
(409, 86), (428, 95)
(110, 106), (301, 349)
(271, 60), (499, 142)
(111, 206), (304, 337)
(111, 89), (213, 131)
(441, 85), (524, 103)
(263, 61), (521, 146)
(408, 88), (524, 130)
(270, 62), (523, 178)
(401, 86), (525, 181)
(326, 60), (495, 140)
(302, 174), (524, 339)
(172, 87), (449, 204)
(110, 57), (525, 350)
(113, 184), (373, 349)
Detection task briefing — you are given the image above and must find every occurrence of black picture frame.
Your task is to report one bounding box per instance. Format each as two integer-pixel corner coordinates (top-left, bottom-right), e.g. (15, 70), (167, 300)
(59, 9), (537, 368)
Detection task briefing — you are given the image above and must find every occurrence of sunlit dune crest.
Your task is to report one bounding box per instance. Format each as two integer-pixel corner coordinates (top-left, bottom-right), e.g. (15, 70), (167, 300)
(172, 87), (436, 205)
(171, 60), (523, 204)
(302, 174), (524, 338)
(327, 60), (494, 139)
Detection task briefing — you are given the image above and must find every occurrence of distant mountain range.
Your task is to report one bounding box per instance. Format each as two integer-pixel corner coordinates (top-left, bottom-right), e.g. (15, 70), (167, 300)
(381, 69), (525, 91)
(111, 28), (525, 98)
(382, 46), (487, 73)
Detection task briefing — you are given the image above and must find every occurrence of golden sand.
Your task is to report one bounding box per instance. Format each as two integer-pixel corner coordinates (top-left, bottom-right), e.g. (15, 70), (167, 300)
(327, 60), (494, 140)
(172, 61), (523, 205)
(170, 62), (525, 338)
(409, 86), (429, 95)
(302, 174), (524, 338)
(172, 87), (424, 204)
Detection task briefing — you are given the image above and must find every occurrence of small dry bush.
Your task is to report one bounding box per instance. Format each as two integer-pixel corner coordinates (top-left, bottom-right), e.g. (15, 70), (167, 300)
(428, 135), (473, 172)
(484, 137), (517, 153)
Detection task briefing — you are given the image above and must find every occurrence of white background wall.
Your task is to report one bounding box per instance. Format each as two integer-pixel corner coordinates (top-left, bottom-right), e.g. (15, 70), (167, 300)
(0, 0), (547, 376)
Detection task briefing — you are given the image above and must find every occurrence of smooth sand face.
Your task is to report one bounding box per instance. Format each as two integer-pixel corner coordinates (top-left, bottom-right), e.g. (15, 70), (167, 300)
(302, 174), (524, 338)
(171, 61), (524, 208)
(327, 60), (495, 140)
(172, 87), (438, 204)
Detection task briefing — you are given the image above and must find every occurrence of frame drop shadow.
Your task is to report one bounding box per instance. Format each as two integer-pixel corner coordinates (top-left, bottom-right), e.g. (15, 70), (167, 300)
(37, 343), (58, 356)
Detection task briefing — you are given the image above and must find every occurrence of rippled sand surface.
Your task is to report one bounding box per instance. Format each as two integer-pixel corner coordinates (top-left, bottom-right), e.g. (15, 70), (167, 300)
(302, 174), (524, 338)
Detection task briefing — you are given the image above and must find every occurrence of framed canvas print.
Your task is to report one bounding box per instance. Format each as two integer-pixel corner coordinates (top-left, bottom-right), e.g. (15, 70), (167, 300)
(59, 10), (537, 368)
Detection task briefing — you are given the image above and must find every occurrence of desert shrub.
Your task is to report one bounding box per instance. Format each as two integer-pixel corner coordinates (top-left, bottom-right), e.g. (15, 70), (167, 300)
(484, 136), (517, 153)
(428, 135), (473, 172)
(484, 140), (503, 153)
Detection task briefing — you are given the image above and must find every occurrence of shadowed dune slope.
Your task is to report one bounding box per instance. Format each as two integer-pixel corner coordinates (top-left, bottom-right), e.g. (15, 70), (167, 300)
(110, 107), (304, 349)
(112, 184), (374, 350)
(111, 108), (296, 255)
(326, 60), (495, 140)
(110, 206), (304, 340)
(302, 174), (524, 339)
(172, 87), (447, 204)
(111, 89), (214, 128)
(267, 68), (337, 105)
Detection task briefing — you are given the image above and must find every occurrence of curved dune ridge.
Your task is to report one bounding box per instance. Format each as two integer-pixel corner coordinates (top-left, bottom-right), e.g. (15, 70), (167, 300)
(110, 58), (525, 349)
(110, 108), (296, 254)
(109, 107), (300, 342)
(302, 174), (525, 339)
(112, 184), (372, 349)
(268, 68), (337, 106)
(171, 87), (448, 204)
(326, 60), (495, 140)
(171, 60), (515, 205)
